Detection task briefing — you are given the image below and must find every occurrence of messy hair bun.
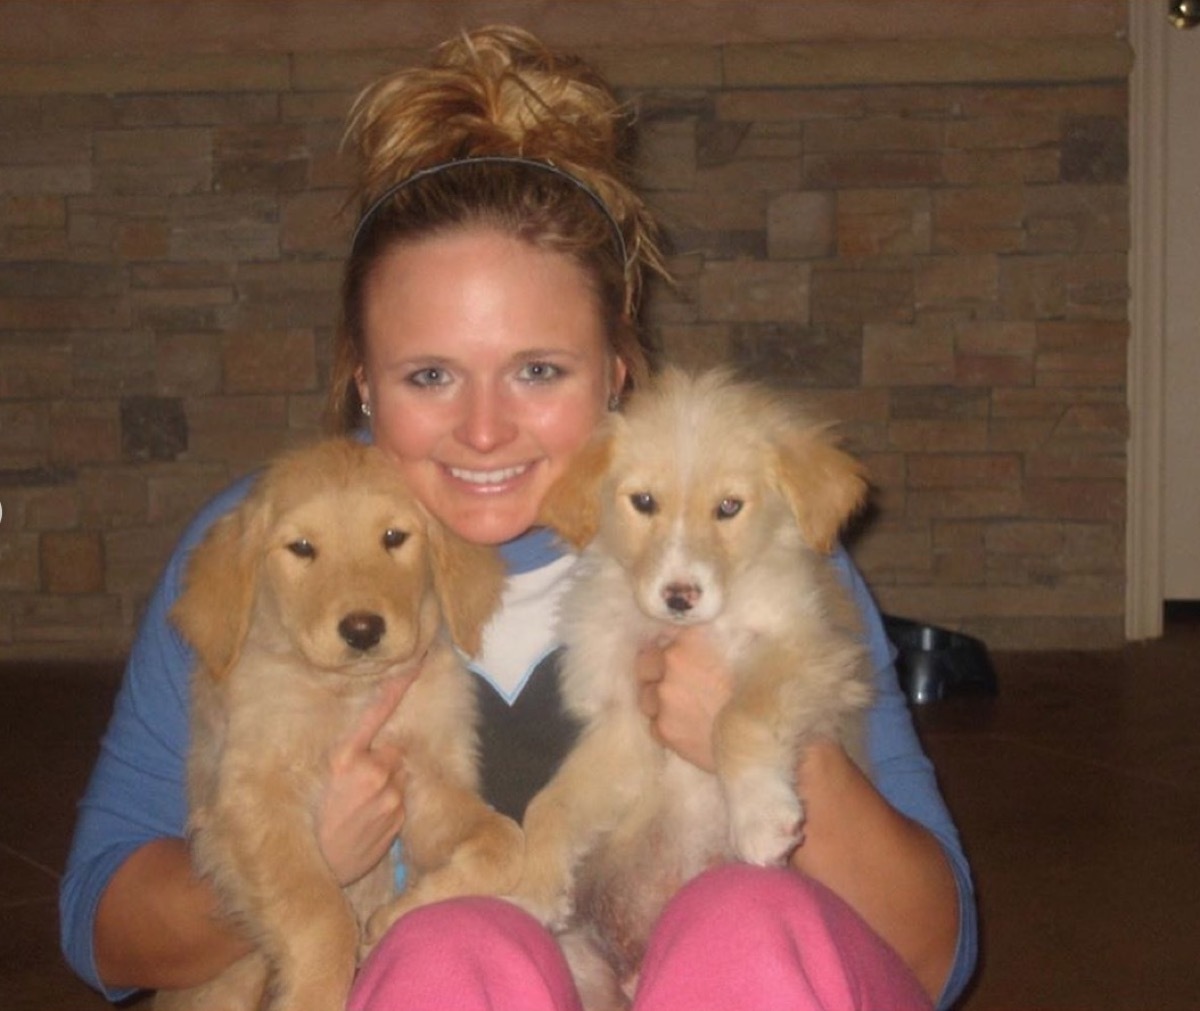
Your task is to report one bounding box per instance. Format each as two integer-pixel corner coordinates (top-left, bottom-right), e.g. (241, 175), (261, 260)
(329, 25), (667, 431)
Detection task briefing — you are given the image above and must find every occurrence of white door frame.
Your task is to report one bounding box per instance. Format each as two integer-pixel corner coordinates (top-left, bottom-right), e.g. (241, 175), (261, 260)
(1127, 1), (1167, 640)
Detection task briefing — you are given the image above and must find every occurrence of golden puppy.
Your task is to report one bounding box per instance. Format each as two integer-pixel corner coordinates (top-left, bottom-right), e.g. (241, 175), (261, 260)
(155, 438), (522, 1011)
(512, 368), (875, 1008)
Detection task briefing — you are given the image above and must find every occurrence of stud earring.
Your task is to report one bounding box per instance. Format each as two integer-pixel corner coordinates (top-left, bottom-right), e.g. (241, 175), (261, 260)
(607, 393), (621, 412)
(361, 401), (372, 418)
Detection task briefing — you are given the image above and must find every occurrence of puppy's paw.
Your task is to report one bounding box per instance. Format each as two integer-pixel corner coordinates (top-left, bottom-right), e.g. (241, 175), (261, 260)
(360, 897), (414, 960)
(726, 773), (805, 866)
(504, 870), (574, 930)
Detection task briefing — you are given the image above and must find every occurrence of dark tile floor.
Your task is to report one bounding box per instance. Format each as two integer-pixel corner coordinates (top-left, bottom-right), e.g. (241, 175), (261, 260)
(3, 610), (1198, 1010)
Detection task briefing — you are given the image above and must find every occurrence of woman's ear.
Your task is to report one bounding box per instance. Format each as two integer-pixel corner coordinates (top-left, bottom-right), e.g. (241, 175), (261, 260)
(171, 497), (267, 681)
(426, 523), (506, 657)
(772, 427), (869, 554)
(354, 365), (371, 415)
(537, 430), (614, 550)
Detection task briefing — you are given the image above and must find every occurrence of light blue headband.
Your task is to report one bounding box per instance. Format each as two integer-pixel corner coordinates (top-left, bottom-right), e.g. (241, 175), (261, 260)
(350, 155), (629, 269)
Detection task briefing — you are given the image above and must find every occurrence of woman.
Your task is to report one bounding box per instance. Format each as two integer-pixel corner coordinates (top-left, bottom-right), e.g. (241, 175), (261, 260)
(60, 26), (976, 1010)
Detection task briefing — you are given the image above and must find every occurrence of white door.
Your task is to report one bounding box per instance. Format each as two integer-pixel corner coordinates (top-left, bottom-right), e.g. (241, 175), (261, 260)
(1162, 15), (1200, 599)
(1128, 3), (1200, 636)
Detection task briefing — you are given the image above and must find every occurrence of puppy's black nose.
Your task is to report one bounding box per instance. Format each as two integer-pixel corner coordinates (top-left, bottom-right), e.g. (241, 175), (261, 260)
(338, 612), (386, 652)
(663, 583), (701, 613)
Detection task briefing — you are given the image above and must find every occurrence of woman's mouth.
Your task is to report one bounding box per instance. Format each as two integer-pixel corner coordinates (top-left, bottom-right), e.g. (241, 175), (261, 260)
(446, 462), (532, 488)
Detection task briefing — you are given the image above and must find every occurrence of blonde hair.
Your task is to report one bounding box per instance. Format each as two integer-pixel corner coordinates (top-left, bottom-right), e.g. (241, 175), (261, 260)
(328, 25), (668, 431)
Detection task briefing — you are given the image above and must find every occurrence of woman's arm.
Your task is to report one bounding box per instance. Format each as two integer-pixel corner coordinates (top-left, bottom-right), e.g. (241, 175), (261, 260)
(789, 739), (958, 1000)
(635, 549), (976, 1006)
(93, 675), (412, 991)
(94, 839), (253, 990)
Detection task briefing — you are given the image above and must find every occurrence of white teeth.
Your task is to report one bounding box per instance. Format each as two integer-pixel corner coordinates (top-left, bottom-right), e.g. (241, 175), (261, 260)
(448, 463), (529, 485)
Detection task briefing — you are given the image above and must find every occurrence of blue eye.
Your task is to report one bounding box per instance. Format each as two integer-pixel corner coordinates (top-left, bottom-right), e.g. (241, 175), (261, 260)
(408, 367), (450, 388)
(518, 361), (562, 383)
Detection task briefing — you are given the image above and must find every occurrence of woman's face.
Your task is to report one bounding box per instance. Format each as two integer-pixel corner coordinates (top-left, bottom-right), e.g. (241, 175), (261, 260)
(356, 227), (625, 546)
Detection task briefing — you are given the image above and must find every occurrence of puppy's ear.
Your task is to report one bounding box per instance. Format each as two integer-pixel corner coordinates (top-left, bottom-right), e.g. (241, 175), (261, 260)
(536, 431), (614, 550)
(427, 524), (506, 657)
(772, 427), (868, 554)
(171, 499), (265, 680)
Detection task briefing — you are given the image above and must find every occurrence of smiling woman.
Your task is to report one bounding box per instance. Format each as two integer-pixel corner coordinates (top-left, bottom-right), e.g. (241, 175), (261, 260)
(60, 24), (975, 1011)
(354, 229), (622, 545)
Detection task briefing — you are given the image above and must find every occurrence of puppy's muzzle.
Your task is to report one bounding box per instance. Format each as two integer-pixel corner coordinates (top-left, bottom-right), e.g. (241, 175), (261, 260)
(338, 611), (386, 652)
(663, 582), (702, 615)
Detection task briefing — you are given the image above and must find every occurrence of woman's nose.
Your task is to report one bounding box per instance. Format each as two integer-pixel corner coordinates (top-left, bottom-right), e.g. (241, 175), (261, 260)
(454, 384), (518, 452)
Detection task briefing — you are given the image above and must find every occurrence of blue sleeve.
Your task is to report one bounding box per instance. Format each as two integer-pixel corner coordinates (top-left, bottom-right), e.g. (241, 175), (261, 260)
(58, 475), (257, 999)
(829, 548), (979, 1011)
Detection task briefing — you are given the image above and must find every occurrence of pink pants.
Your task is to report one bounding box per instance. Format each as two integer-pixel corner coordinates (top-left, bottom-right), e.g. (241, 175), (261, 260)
(349, 865), (933, 1010)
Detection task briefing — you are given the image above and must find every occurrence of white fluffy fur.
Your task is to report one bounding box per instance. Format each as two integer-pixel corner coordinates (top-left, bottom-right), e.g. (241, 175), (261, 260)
(511, 368), (876, 1009)
(155, 438), (522, 1011)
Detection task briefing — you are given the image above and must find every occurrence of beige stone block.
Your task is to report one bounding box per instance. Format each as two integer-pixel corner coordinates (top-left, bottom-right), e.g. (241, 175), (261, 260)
(638, 119), (699, 192)
(75, 468), (148, 529)
(1026, 450), (1124, 481)
(156, 333), (223, 397)
(862, 323), (954, 387)
(907, 453), (1022, 489)
(985, 521), (1065, 556)
(887, 419), (989, 453)
(1035, 320), (1127, 352)
(290, 50), (427, 93)
(23, 485), (82, 531)
(837, 188), (931, 259)
(0, 402), (48, 468)
(768, 191), (834, 260)
(184, 394), (291, 468)
(0, 162), (91, 195)
(145, 465), (231, 526)
(932, 186), (1025, 253)
(167, 195), (280, 263)
(1036, 351), (1126, 389)
(1000, 256), (1068, 319)
(723, 38), (1131, 88)
(916, 254), (998, 308)
(987, 418), (1056, 452)
(1025, 478), (1124, 523)
(811, 268), (913, 327)
(40, 529), (104, 594)
(803, 151), (942, 190)
(0, 342), (71, 398)
(586, 46), (720, 88)
(954, 353), (1033, 388)
(0, 532), (40, 592)
(281, 189), (353, 256)
(222, 329), (318, 395)
(1, 55), (290, 96)
(696, 260), (810, 324)
(942, 147), (1061, 186)
(806, 117), (944, 154)
(957, 321), (1037, 355)
(50, 400), (121, 466)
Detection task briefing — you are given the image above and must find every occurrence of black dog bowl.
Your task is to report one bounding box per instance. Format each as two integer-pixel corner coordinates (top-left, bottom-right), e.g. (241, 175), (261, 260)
(882, 615), (998, 705)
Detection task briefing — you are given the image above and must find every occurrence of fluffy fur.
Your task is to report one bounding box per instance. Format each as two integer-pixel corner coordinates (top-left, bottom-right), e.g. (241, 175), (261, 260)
(154, 438), (523, 1011)
(511, 368), (875, 1009)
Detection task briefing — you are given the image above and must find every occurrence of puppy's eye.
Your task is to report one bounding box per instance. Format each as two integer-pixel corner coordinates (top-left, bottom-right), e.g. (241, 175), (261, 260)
(715, 498), (743, 520)
(286, 539), (316, 559)
(382, 528), (408, 550)
(630, 492), (658, 516)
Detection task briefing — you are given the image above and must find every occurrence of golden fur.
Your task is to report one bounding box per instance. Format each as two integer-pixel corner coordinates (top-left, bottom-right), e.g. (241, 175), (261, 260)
(511, 368), (876, 1009)
(154, 438), (522, 1011)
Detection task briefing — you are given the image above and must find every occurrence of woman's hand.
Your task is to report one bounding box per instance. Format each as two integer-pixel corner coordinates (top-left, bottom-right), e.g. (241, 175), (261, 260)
(634, 628), (733, 772)
(317, 674), (413, 887)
